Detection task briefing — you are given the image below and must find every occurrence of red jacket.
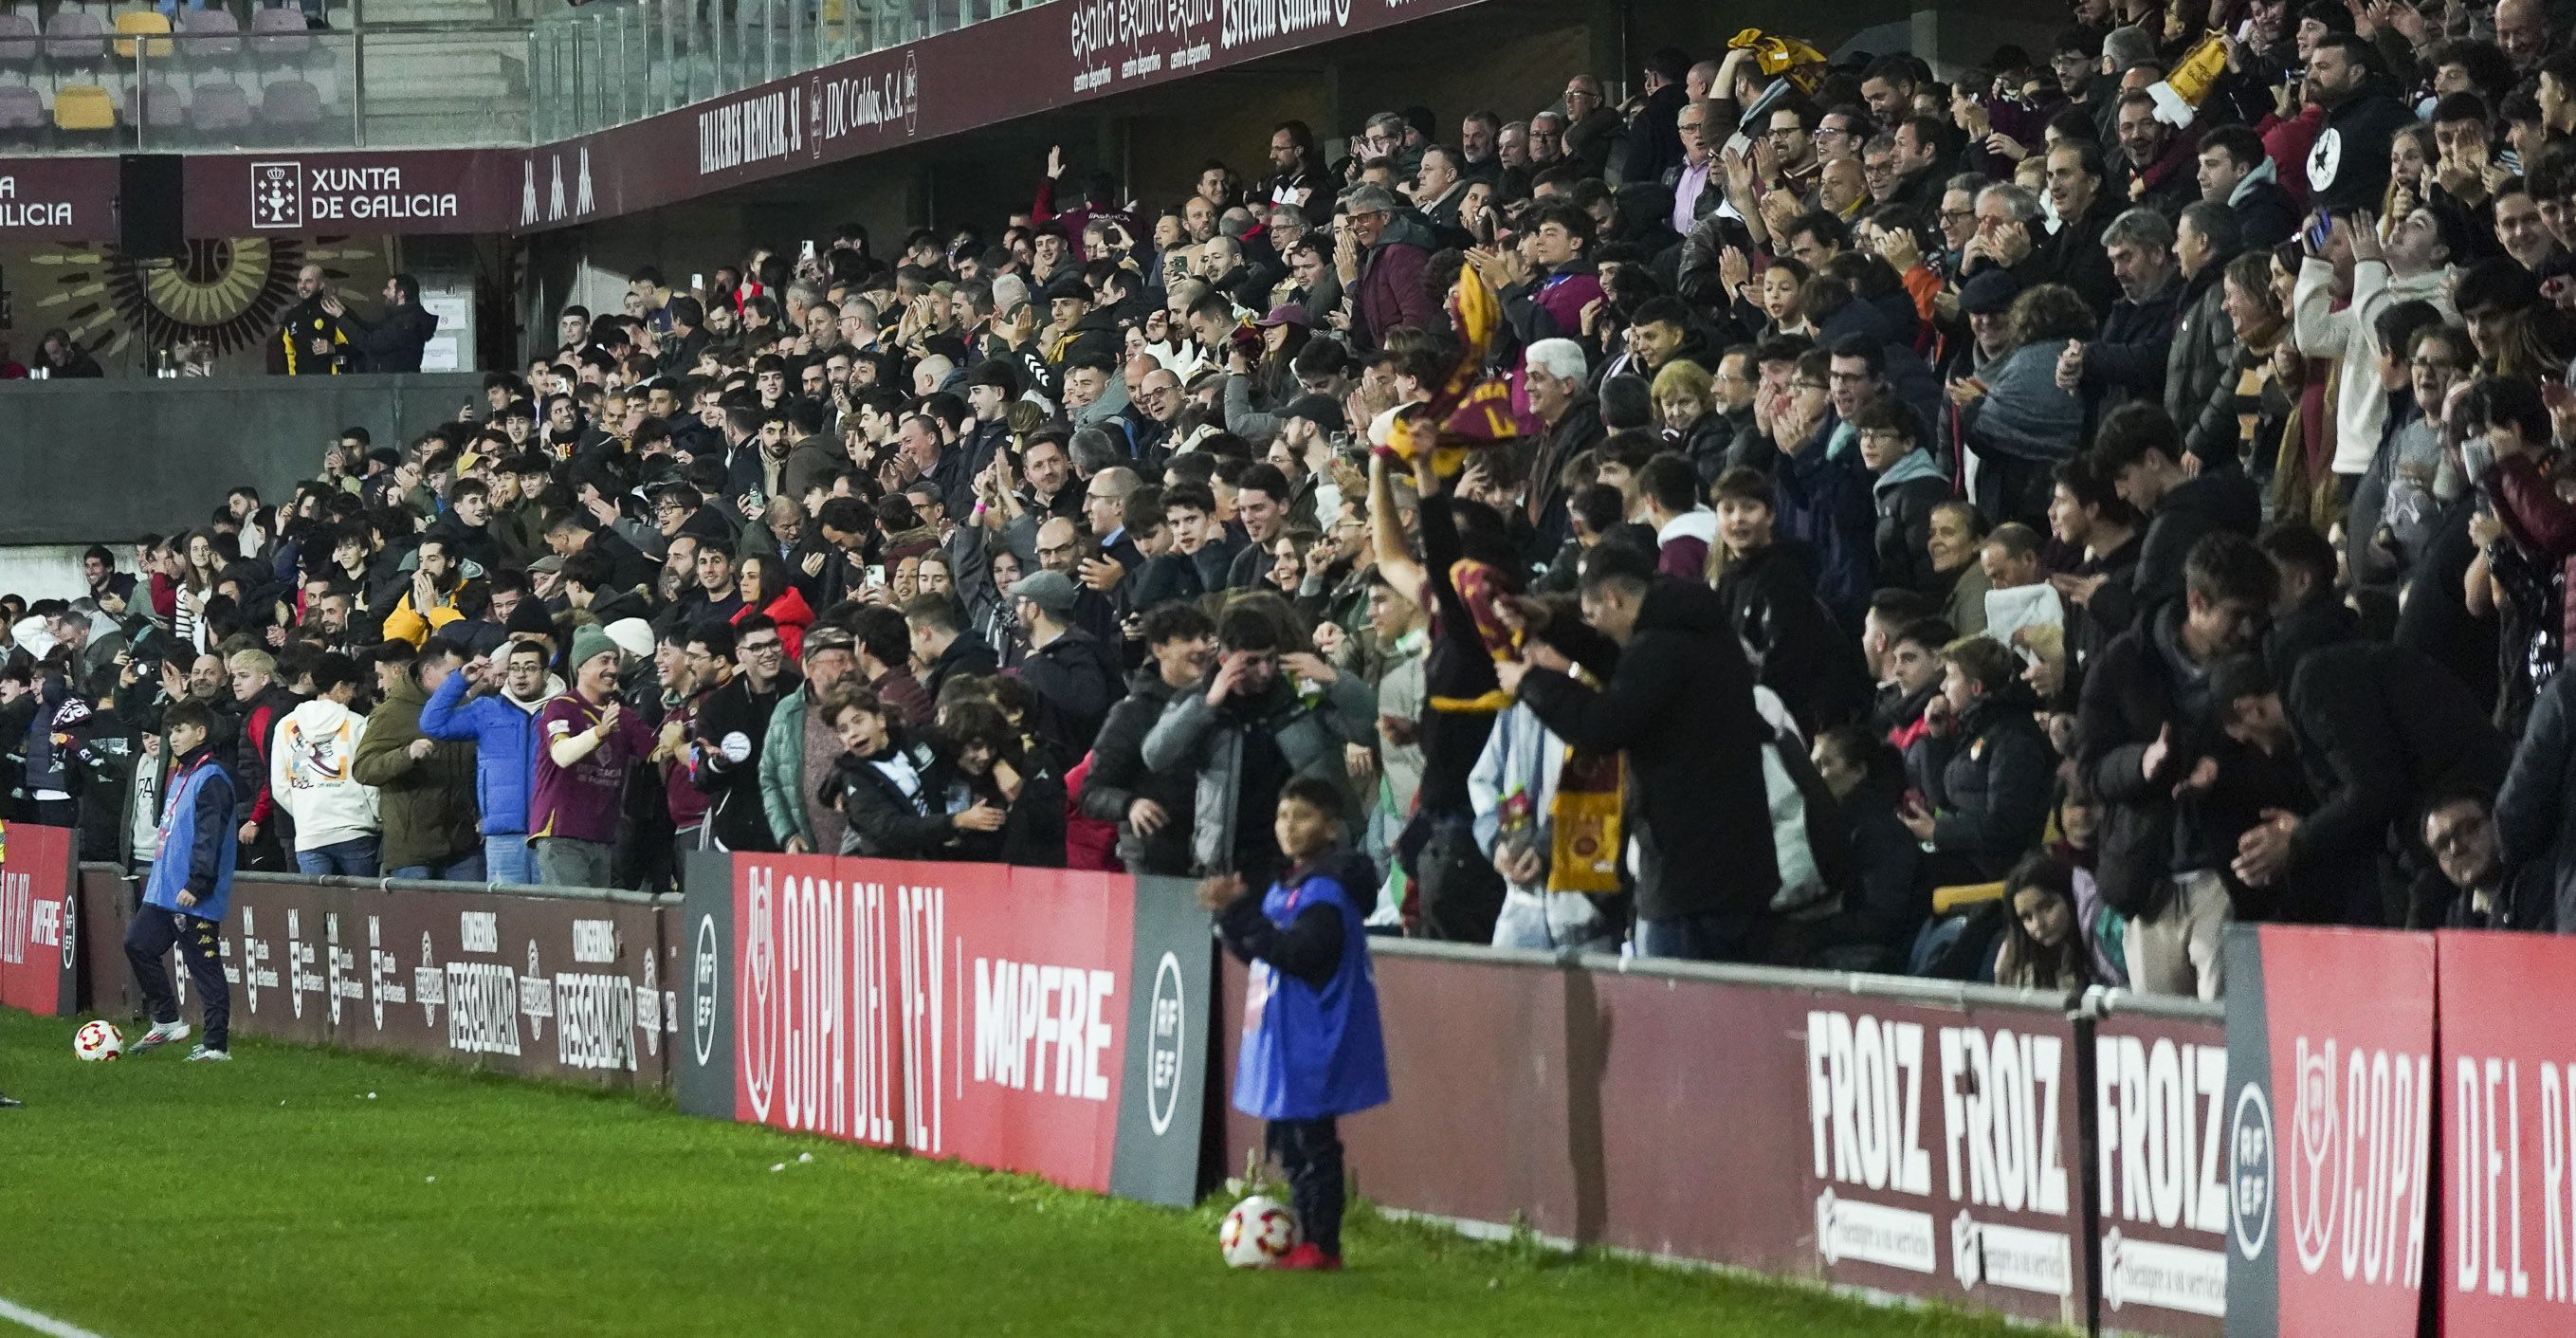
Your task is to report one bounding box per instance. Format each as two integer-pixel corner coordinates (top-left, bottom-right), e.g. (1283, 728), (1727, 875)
(733, 585), (813, 660)
(1351, 236), (1434, 350)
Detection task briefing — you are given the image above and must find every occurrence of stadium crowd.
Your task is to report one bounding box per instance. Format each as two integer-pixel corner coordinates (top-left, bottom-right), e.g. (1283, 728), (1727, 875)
(17, 0), (2576, 1001)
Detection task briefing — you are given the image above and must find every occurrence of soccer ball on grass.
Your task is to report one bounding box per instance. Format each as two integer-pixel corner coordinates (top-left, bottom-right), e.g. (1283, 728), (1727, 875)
(1219, 1195), (1300, 1268)
(74, 1019), (124, 1062)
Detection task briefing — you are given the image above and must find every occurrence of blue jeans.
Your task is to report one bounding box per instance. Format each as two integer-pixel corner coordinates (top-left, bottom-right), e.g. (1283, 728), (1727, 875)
(294, 836), (379, 878)
(1634, 909), (1762, 963)
(484, 834), (536, 885)
(390, 852), (486, 883)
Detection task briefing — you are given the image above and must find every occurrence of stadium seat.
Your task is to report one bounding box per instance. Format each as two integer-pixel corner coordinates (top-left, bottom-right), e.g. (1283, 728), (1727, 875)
(247, 5), (306, 59)
(178, 7), (239, 56)
(112, 9), (170, 60)
(257, 73), (319, 138)
(52, 81), (115, 130)
(189, 76), (249, 136)
(41, 10), (106, 64)
(127, 75), (178, 136)
(0, 12), (38, 66)
(0, 80), (45, 131)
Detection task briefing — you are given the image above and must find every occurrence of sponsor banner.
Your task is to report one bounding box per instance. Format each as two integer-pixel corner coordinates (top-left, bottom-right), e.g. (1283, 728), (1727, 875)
(534, 0), (1489, 229)
(1794, 992), (2088, 1326)
(0, 159), (118, 238)
(2093, 1008), (2232, 1335)
(185, 152), (502, 237)
(164, 875), (670, 1087)
(0, 825), (80, 1017)
(2435, 930), (2576, 1333)
(0, 3), (1490, 237)
(676, 853), (1211, 1207)
(2223, 926), (2437, 1338)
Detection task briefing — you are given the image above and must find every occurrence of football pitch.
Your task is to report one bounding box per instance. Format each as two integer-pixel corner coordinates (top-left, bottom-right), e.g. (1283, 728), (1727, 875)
(0, 1009), (2030, 1338)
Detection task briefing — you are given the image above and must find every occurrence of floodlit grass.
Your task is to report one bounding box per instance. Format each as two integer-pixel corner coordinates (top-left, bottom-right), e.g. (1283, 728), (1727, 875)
(0, 1008), (2034, 1338)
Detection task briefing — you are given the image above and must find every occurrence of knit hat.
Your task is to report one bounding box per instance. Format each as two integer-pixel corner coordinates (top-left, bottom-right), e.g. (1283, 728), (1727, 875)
(1959, 266), (2025, 317)
(505, 601), (556, 636)
(602, 617), (655, 663)
(569, 626), (619, 671)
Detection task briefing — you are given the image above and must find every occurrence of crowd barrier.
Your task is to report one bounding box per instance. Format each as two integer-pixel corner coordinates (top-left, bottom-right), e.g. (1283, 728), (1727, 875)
(75, 860), (676, 1090)
(669, 852), (1215, 1210)
(1213, 941), (2215, 1333)
(28, 830), (2576, 1337)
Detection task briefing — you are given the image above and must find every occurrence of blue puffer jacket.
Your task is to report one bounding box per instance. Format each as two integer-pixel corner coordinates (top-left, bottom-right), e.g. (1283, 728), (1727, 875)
(418, 672), (544, 836)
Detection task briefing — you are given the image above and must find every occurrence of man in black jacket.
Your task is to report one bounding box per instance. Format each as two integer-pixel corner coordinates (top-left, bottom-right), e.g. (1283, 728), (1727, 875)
(1005, 571), (1123, 762)
(904, 595), (1000, 704)
(1080, 604), (1214, 875)
(329, 273), (438, 374)
(689, 614), (797, 854)
(2238, 641), (2511, 929)
(2092, 402), (2260, 625)
(1502, 541), (1778, 962)
(2078, 533), (2276, 999)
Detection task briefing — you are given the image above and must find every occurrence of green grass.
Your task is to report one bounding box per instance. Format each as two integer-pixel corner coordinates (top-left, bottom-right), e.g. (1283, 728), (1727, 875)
(0, 1008), (2033, 1338)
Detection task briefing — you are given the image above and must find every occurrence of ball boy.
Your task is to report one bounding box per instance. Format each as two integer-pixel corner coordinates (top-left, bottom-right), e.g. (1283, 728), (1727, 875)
(1198, 775), (1390, 1270)
(125, 700), (237, 1061)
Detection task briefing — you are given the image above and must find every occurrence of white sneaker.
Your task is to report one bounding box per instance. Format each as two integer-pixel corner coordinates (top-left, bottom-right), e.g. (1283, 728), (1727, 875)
(183, 1045), (230, 1062)
(129, 1021), (190, 1054)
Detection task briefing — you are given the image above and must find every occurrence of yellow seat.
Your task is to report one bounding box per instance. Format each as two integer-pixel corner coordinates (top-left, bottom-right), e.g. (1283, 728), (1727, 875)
(1931, 881), (2006, 915)
(53, 83), (117, 132)
(114, 10), (173, 60)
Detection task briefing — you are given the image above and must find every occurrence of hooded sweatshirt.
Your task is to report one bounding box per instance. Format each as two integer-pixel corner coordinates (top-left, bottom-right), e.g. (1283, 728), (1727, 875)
(1653, 507), (1718, 580)
(271, 696), (379, 850)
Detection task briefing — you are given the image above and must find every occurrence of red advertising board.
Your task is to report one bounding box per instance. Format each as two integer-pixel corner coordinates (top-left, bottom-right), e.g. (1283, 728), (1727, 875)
(2222, 926), (2438, 1338)
(683, 853), (1211, 1207)
(2435, 930), (2576, 1334)
(0, 158), (119, 238)
(0, 824), (80, 1017)
(2093, 1007), (2231, 1336)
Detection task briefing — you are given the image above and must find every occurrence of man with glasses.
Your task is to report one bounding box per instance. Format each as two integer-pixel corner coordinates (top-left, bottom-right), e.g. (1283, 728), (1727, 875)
(1526, 111), (1566, 169)
(1813, 106), (1871, 167)
(2421, 790), (2549, 928)
(689, 614), (799, 855)
(1560, 76), (1625, 176)
(1335, 184), (1434, 351)
(1759, 100), (1823, 201)
(1667, 99), (1721, 233)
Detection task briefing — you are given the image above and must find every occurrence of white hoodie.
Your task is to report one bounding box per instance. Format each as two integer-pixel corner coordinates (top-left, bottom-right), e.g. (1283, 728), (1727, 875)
(272, 697), (379, 850)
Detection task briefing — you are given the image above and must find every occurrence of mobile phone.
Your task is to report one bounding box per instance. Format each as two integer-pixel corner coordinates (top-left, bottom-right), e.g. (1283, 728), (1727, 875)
(2304, 211), (2334, 253)
(800, 240), (816, 260)
(690, 272), (705, 290)
(866, 564), (887, 588)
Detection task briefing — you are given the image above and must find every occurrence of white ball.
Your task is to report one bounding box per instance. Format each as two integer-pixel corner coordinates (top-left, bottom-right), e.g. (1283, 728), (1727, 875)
(1218, 1195), (1300, 1268)
(73, 1019), (124, 1063)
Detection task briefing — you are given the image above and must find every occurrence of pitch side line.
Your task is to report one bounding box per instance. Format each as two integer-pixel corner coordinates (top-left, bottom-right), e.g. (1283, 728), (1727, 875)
(0, 1295), (109, 1338)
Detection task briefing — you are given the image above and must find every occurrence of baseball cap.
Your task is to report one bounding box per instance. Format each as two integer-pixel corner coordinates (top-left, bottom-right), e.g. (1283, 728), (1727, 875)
(1283, 394), (1345, 434)
(1254, 303), (1312, 329)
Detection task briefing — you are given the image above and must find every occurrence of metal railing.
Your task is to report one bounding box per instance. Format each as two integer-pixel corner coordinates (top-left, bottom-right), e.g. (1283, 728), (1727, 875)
(0, 0), (1038, 151)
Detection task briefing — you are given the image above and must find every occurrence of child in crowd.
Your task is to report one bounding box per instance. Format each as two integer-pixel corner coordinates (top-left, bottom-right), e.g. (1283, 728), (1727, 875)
(1198, 775), (1389, 1270)
(124, 699), (237, 1061)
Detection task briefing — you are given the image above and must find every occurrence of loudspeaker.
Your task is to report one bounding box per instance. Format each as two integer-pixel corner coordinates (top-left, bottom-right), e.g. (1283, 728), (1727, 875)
(119, 154), (185, 261)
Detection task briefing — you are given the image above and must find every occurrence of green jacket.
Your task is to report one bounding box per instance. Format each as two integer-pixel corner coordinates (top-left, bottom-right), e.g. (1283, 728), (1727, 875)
(760, 687), (815, 851)
(352, 677), (482, 872)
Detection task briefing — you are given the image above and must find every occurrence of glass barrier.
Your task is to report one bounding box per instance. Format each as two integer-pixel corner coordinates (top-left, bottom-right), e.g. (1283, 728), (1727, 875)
(0, 0), (1038, 154)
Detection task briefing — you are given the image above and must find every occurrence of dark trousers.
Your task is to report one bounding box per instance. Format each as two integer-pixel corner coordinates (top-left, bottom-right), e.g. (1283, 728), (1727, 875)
(1267, 1116), (1345, 1256)
(125, 903), (228, 1051)
(1409, 814), (1503, 944)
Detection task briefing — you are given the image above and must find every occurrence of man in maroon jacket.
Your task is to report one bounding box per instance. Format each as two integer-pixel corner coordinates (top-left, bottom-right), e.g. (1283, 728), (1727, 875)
(1335, 185), (1434, 350)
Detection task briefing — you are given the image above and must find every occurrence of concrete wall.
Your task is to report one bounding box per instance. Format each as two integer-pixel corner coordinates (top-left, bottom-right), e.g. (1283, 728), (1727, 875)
(0, 374), (484, 545)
